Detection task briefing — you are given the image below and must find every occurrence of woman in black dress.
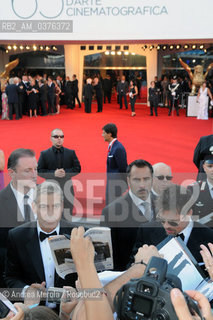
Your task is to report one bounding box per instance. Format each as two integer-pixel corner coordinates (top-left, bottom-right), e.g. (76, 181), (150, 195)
(128, 80), (138, 116)
(27, 78), (39, 118)
(148, 81), (158, 116)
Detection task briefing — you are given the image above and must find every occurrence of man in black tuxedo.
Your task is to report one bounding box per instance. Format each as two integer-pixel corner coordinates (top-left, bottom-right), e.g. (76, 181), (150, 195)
(0, 148), (37, 287)
(38, 79), (48, 116)
(193, 134), (213, 181)
(191, 154), (213, 227)
(130, 184), (213, 273)
(38, 128), (81, 217)
(93, 77), (103, 112)
(4, 181), (77, 300)
(17, 75), (29, 118)
(64, 76), (73, 109)
(47, 76), (56, 114)
(83, 78), (93, 113)
(117, 75), (128, 109)
(72, 74), (81, 108)
(103, 74), (112, 104)
(101, 159), (157, 271)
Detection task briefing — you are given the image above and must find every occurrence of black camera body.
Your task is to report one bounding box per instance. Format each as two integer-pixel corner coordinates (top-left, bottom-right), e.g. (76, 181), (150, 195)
(114, 257), (201, 320)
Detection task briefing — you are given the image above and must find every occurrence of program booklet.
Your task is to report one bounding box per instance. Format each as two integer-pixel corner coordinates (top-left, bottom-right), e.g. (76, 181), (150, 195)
(48, 227), (113, 279)
(157, 236), (213, 301)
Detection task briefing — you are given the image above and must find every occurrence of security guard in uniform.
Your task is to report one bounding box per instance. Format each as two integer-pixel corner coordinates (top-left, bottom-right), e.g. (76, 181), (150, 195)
(193, 134), (213, 181)
(191, 154), (213, 227)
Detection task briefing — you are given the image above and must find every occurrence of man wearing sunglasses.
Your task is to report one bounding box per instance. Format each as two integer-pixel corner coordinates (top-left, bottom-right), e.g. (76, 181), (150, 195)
(152, 162), (173, 197)
(38, 128), (81, 217)
(129, 184), (213, 270)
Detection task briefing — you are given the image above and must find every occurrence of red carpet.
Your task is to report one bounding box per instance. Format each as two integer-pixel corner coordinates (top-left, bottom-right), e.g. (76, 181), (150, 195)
(1, 102), (212, 216)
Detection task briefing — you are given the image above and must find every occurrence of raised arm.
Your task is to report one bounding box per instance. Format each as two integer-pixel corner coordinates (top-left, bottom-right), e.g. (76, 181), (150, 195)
(179, 58), (193, 81)
(70, 227), (113, 320)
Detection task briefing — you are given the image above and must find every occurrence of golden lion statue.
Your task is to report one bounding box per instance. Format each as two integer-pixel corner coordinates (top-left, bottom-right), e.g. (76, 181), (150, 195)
(179, 58), (213, 95)
(0, 59), (19, 79)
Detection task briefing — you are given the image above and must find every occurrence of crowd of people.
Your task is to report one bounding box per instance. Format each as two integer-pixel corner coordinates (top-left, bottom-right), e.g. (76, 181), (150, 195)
(1, 71), (213, 119)
(0, 126), (212, 319)
(0, 74), (80, 120)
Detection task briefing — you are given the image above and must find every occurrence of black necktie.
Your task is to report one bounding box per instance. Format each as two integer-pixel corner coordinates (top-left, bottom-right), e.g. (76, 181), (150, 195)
(24, 195), (33, 222)
(39, 231), (57, 242)
(177, 233), (185, 241)
(53, 147), (63, 168)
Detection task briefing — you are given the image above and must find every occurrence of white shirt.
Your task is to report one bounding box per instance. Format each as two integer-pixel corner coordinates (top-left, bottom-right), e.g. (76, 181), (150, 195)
(10, 182), (36, 220)
(129, 190), (152, 220)
(108, 138), (117, 150)
(179, 219), (193, 245)
(207, 179), (213, 199)
(37, 222), (60, 308)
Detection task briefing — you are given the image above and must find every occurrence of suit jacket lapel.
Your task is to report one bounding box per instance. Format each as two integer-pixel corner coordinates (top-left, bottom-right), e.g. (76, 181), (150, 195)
(186, 227), (202, 262)
(25, 227), (45, 283)
(4, 184), (24, 226)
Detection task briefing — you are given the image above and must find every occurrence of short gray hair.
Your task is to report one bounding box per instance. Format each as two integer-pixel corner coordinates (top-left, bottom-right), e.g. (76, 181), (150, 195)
(34, 181), (63, 203)
(9, 78), (14, 85)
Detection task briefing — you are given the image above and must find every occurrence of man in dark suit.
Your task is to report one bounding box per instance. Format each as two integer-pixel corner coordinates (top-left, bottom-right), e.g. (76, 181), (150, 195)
(4, 181), (77, 300)
(130, 184), (213, 273)
(0, 148), (37, 287)
(117, 76), (128, 109)
(5, 78), (19, 120)
(193, 134), (213, 181)
(38, 128), (81, 217)
(47, 76), (56, 114)
(102, 123), (128, 205)
(93, 77), (103, 112)
(72, 74), (81, 108)
(83, 78), (93, 113)
(103, 74), (112, 104)
(191, 154), (213, 227)
(64, 76), (73, 109)
(17, 75), (28, 118)
(101, 159), (157, 271)
(38, 79), (48, 116)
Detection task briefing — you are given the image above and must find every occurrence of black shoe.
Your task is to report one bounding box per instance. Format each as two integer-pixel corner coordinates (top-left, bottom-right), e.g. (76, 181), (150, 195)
(150, 114), (153, 116)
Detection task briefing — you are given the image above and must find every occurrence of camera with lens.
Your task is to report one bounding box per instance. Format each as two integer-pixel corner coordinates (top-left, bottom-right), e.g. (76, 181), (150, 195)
(114, 257), (201, 320)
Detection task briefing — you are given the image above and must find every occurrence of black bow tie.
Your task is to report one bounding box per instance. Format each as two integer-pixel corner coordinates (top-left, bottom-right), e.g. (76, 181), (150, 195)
(177, 233), (185, 241)
(39, 231), (57, 242)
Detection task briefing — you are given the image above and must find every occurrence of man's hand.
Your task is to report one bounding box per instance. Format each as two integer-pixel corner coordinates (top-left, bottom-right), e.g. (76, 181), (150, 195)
(24, 281), (46, 305)
(170, 289), (213, 320)
(54, 169), (66, 178)
(200, 243), (213, 280)
(134, 244), (163, 264)
(70, 227), (94, 268)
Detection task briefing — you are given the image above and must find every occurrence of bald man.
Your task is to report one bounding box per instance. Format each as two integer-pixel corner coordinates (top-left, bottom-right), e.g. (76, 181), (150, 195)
(152, 162), (173, 197)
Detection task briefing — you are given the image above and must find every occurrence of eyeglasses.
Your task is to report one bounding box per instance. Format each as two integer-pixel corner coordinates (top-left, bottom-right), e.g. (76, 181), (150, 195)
(157, 217), (180, 227)
(155, 175), (173, 181)
(52, 135), (64, 139)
